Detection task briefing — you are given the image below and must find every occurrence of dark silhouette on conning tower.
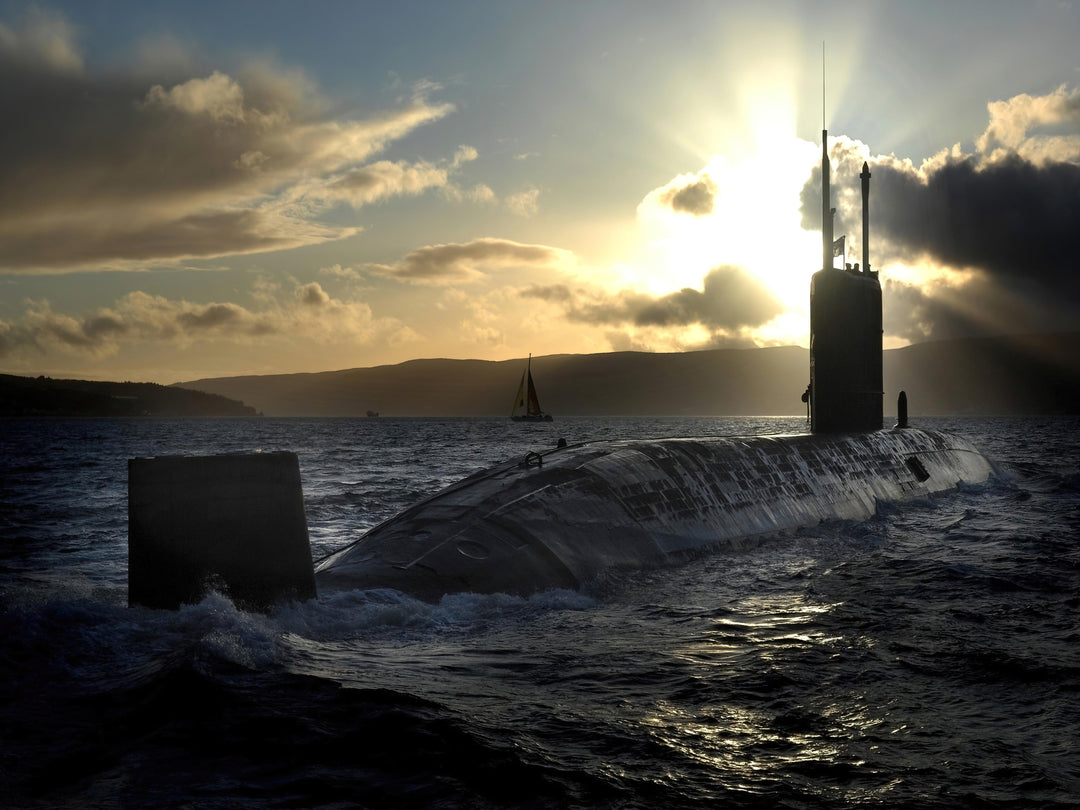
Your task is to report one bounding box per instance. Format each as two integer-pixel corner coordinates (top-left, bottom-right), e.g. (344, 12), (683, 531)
(810, 132), (883, 433)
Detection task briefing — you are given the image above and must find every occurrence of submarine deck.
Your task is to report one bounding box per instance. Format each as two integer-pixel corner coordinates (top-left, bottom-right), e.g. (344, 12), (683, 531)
(314, 428), (994, 601)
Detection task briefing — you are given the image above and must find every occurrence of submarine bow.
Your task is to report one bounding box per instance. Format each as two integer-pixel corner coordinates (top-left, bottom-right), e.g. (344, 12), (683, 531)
(315, 429), (993, 601)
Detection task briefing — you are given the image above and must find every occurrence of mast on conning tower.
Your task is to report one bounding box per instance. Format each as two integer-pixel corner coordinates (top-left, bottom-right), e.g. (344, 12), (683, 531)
(822, 131), (833, 272)
(820, 43), (834, 273)
(860, 161), (871, 274)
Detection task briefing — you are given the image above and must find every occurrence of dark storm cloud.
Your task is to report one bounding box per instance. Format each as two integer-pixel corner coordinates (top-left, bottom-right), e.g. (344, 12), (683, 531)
(522, 265), (782, 331)
(800, 119), (1080, 339)
(808, 153), (1080, 290)
(660, 176), (717, 216)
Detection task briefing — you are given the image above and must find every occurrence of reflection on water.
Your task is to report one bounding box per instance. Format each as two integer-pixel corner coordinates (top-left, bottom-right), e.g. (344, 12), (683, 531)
(2, 416), (1079, 808)
(651, 590), (866, 798)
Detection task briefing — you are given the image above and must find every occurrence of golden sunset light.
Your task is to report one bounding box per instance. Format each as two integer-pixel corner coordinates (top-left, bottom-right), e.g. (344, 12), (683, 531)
(0, 1), (1078, 383)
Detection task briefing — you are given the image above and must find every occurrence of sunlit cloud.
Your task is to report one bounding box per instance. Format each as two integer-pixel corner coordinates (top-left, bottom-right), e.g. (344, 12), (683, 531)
(323, 160), (453, 205)
(462, 183), (497, 203)
(0, 282), (407, 361)
(0, 22), (460, 272)
(505, 187), (540, 217)
(522, 265), (781, 330)
(144, 70), (246, 122)
(975, 84), (1080, 160)
(366, 237), (573, 284)
(634, 138), (820, 312)
(659, 174), (717, 216)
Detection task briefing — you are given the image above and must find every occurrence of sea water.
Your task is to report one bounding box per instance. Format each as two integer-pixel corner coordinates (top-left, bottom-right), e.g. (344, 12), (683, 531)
(1, 415), (1078, 808)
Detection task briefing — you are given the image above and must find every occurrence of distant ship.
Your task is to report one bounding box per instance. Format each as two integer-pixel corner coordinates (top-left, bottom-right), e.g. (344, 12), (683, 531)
(510, 354), (553, 422)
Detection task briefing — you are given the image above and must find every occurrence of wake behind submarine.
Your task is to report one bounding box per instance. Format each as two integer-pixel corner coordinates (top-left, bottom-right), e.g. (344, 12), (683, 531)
(128, 130), (995, 610)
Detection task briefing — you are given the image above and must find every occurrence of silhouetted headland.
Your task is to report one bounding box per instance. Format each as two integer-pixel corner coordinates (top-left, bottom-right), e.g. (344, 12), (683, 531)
(0, 374), (257, 417)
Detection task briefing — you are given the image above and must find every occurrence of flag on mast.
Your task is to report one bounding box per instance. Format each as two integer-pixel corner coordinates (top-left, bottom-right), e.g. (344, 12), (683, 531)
(832, 235), (845, 258)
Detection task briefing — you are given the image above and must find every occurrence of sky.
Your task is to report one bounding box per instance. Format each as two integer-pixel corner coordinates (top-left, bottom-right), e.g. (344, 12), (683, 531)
(1, 0), (1078, 383)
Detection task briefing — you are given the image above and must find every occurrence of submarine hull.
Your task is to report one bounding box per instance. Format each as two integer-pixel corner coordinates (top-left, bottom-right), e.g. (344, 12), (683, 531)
(315, 428), (995, 601)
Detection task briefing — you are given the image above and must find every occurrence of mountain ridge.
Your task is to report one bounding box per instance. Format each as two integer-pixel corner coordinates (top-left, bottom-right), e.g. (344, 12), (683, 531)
(174, 332), (1080, 417)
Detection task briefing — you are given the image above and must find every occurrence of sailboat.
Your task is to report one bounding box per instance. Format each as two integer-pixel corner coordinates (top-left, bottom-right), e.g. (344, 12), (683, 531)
(510, 354), (553, 422)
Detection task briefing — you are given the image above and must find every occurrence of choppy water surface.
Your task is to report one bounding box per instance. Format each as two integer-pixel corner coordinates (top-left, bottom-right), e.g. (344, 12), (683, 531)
(2, 415), (1078, 808)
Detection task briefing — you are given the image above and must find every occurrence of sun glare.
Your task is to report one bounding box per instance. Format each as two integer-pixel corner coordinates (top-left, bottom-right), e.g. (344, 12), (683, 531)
(606, 23), (870, 348)
(628, 101), (822, 345)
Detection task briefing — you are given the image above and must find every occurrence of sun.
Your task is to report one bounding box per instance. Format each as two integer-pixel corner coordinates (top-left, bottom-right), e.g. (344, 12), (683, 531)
(625, 126), (822, 344)
(592, 45), (847, 348)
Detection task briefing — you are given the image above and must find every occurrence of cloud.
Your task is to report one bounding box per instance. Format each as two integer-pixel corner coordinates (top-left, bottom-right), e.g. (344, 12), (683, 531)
(806, 138), (1080, 284)
(799, 87), (1080, 337)
(367, 237), (572, 284)
(505, 187), (540, 217)
(976, 84), (1080, 158)
(144, 70), (246, 122)
(0, 7), (83, 74)
(324, 160), (452, 206)
(522, 265), (783, 332)
(0, 15), (458, 272)
(450, 145), (478, 168)
(463, 184), (497, 203)
(319, 263), (363, 280)
(0, 210), (354, 271)
(878, 156), (1080, 289)
(0, 282), (401, 360)
(296, 282), (332, 307)
(659, 174), (717, 216)
(311, 144), (485, 208)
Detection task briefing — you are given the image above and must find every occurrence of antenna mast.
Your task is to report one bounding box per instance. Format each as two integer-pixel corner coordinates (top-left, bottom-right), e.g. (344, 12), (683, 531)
(821, 42), (833, 272)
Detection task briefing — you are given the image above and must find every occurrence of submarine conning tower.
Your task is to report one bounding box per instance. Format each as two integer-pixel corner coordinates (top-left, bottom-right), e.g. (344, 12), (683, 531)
(810, 133), (883, 433)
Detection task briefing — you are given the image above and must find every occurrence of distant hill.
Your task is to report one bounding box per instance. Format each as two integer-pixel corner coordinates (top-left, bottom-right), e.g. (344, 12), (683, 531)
(175, 332), (1080, 417)
(0, 374), (257, 417)
(178, 346), (809, 418)
(884, 332), (1080, 415)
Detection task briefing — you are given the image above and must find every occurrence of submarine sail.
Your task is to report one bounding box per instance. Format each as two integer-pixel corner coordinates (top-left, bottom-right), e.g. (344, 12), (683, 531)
(811, 135), (882, 434)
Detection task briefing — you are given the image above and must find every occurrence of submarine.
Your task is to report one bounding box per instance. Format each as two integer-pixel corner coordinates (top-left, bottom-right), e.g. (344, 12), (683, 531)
(128, 128), (996, 611)
(311, 131), (995, 601)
